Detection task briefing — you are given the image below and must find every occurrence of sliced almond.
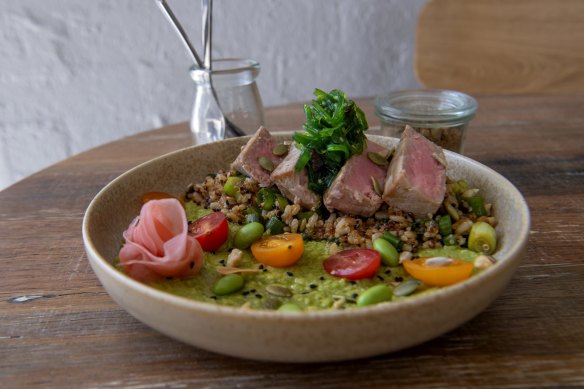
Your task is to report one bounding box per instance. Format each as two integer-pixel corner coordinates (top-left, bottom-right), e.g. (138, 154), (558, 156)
(474, 255), (497, 270)
(216, 266), (261, 275)
(432, 152), (447, 168)
(425, 257), (454, 267)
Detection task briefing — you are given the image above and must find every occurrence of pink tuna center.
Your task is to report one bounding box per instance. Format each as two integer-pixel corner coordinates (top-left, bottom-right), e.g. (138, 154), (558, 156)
(405, 141), (442, 200)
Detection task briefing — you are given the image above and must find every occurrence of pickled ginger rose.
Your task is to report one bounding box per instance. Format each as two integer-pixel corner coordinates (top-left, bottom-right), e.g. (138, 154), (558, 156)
(119, 198), (203, 282)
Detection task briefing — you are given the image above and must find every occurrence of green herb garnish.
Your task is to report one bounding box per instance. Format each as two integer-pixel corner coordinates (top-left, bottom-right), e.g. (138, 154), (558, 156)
(293, 88), (368, 195)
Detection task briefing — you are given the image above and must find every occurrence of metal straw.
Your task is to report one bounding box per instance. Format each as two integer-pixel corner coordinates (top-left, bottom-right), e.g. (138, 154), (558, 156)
(202, 0), (212, 70)
(156, 0), (204, 68)
(155, 0), (245, 138)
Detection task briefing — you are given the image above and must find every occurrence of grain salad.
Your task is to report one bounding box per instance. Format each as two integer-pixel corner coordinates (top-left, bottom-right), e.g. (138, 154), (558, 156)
(184, 170), (496, 256)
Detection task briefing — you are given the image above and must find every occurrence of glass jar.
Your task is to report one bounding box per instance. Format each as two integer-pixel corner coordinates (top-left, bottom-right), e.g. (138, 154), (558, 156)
(374, 89), (478, 153)
(190, 58), (265, 144)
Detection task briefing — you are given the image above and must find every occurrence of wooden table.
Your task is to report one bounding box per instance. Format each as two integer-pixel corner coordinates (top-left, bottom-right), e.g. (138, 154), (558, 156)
(2, 95), (583, 388)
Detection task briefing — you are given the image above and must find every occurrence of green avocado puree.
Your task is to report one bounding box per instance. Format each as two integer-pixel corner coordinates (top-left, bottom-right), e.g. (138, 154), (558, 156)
(148, 204), (414, 311)
(141, 204), (482, 311)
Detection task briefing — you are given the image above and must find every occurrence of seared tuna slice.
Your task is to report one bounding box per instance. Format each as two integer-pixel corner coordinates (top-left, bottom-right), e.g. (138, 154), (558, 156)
(382, 126), (447, 219)
(323, 140), (390, 217)
(270, 144), (320, 210)
(231, 127), (283, 187)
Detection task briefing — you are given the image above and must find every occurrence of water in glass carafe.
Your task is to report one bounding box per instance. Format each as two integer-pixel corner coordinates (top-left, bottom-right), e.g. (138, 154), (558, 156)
(189, 58), (264, 144)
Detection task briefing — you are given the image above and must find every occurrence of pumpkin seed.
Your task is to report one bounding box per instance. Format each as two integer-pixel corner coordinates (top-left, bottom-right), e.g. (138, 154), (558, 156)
(272, 143), (289, 156)
(357, 285), (393, 307)
(367, 152), (388, 167)
(258, 156), (274, 172)
(264, 297), (282, 310)
(371, 176), (382, 196)
(393, 279), (421, 297)
(266, 284), (293, 297)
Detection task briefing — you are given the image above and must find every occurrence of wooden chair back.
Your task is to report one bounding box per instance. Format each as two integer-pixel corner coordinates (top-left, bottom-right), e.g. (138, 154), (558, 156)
(415, 0), (584, 94)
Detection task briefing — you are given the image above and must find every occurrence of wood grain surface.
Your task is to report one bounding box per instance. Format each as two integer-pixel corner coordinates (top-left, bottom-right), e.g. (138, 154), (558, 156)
(416, 0), (584, 94)
(2, 95), (584, 388)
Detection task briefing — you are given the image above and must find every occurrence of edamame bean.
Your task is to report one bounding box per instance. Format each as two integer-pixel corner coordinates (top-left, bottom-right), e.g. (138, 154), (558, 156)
(212, 274), (245, 296)
(373, 238), (399, 267)
(278, 303), (302, 312)
(357, 285), (393, 307)
(233, 222), (264, 249)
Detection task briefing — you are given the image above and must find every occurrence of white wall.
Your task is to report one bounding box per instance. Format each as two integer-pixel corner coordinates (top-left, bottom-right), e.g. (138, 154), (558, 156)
(0, 0), (426, 190)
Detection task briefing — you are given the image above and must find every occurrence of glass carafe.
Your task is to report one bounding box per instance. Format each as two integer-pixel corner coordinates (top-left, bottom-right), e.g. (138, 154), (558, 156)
(189, 58), (264, 144)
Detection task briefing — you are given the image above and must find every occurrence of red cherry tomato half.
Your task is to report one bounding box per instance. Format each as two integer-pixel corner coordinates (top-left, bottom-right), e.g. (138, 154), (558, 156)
(323, 248), (381, 280)
(188, 212), (229, 252)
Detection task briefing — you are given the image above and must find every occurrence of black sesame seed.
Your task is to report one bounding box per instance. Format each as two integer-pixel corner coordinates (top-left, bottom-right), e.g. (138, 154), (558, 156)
(286, 272), (293, 277)
(210, 296), (217, 300)
(219, 259), (226, 265)
(319, 276), (325, 281)
(242, 291), (250, 296)
(189, 261), (195, 269)
(262, 268), (268, 272)
(309, 284), (317, 289)
(349, 281), (356, 285)
(351, 293), (358, 299)
(258, 264), (265, 269)
(255, 294), (263, 299)
(377, 275), (384, 281)
(384, 269), (392, 274)
(394, 276), (403, 282)
(250, 289), (257, 293)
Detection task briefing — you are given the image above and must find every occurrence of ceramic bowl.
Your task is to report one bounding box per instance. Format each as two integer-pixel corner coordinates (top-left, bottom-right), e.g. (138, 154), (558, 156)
(82, 134), (530, 362)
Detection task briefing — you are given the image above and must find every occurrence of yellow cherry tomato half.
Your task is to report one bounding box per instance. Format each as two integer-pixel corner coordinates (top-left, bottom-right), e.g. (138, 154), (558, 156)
(402, 257), (473, 287)
(251, 233), (304, 268)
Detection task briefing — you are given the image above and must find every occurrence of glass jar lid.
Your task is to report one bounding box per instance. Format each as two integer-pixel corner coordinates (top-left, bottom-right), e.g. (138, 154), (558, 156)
(375, 89), (478, 127)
